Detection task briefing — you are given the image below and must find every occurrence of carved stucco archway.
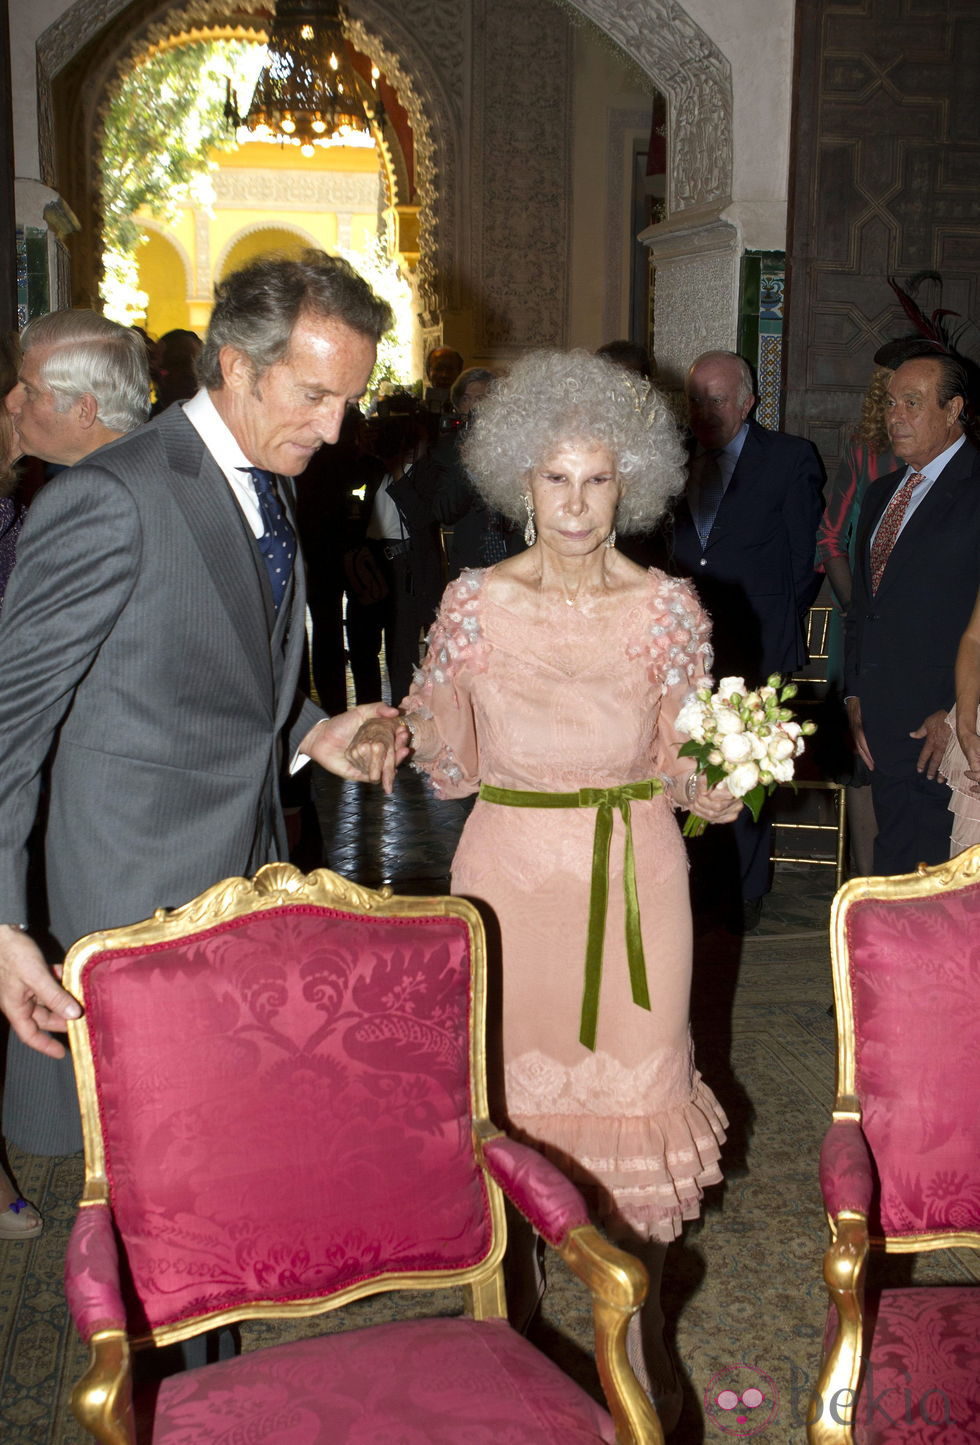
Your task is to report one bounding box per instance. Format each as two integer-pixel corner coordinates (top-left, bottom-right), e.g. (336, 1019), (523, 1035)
(566, 0), (732, 214)
(565, 0), (738, 374)
(37, 0), (461, 326)
(35, 0), (734, 357)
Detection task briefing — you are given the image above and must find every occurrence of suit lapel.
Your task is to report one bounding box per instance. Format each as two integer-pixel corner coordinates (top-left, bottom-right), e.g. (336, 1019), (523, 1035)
(158, 407), (274, 706)
(276, 478), (310, 731)
(699, 423), (762, 545)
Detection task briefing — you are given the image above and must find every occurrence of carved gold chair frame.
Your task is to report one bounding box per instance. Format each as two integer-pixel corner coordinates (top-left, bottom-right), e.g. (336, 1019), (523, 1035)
(809, 846), (980, 1445)
(64, 862), (663, 1445)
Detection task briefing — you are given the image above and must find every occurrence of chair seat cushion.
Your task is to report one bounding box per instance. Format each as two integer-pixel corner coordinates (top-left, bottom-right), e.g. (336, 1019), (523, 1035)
(150, 1316), (618, 1443)
(844, 1287), (980, 1445)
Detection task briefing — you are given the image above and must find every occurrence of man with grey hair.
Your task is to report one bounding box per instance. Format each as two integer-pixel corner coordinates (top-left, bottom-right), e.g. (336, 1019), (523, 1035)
(5, 309), (150, 464)
(661, 349), (824, 929)
(0, 251), (404, 1157)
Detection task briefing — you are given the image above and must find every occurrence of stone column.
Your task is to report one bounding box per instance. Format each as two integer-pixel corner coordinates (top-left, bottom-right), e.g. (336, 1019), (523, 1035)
(640, 208), (740, 392)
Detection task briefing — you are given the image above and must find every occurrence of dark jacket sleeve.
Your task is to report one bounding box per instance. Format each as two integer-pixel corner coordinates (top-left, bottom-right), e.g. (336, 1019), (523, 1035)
(783, 435), (826, 613)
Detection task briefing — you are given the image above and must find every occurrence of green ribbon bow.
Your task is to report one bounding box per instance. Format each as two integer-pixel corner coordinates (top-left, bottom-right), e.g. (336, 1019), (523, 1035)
(478, 778), (664, 1050)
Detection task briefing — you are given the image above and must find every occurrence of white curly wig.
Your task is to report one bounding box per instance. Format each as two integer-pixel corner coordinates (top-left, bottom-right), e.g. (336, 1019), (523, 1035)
(460, 348), (686, 533)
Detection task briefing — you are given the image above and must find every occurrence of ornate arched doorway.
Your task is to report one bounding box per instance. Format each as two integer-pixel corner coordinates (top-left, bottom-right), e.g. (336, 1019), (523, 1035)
(36, 0), (737, 365)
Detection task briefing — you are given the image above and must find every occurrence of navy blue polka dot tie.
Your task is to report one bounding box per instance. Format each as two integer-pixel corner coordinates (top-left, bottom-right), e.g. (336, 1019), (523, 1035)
(242, 468), (296, 611)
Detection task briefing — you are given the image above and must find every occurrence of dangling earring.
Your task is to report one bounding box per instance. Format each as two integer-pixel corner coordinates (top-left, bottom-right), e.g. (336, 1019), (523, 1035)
(605, 527), (617, 549)
(523, 494), (537, 546)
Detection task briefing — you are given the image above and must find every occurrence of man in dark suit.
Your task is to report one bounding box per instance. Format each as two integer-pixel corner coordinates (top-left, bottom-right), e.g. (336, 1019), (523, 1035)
(664, 350), (824, 927)
(0, 254), (404, 1157)
(845, 352), (980, 874)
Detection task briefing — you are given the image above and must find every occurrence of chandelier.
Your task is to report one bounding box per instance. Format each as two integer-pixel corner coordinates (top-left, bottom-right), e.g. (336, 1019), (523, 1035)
(226, 0), (382, 155)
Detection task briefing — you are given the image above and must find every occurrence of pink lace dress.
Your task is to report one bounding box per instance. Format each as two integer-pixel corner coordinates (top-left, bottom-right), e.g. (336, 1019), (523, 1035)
(404, 566), (727, 1242)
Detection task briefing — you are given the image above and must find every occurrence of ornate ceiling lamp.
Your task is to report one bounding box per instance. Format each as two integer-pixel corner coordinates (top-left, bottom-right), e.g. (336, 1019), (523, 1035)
(226, 1), (383, 156)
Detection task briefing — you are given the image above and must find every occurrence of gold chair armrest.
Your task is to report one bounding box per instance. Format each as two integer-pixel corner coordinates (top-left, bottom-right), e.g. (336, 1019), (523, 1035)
(558, 1224), (665, 1445)
(807, 1214), (869, 1445)
(70, 1329), (135, 1445)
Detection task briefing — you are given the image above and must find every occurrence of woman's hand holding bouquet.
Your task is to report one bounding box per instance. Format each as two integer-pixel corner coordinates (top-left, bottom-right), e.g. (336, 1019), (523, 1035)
(675, 675), (816, 837)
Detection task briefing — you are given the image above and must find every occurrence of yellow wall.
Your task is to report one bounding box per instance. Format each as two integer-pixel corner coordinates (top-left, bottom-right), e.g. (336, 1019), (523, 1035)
(216, 217), (336, 276)
(136, 229), (191, 337)
(133, 139), (383, 337)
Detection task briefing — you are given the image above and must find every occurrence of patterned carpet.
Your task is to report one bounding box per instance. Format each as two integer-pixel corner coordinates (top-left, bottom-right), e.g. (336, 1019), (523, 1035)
(1, 772), (976, 1444)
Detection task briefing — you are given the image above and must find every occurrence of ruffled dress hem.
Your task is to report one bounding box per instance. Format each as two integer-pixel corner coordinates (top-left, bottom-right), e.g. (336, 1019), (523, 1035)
(508, 1075), (728, 1243)
(941, 707), (980, 853)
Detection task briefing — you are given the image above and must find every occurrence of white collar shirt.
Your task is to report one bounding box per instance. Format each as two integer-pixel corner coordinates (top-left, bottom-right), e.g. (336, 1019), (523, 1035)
(182, 388), (266, 539)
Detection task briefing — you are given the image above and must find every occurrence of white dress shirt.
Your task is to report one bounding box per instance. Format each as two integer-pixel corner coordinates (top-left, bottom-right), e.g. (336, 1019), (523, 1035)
(182, 389), (266, 539)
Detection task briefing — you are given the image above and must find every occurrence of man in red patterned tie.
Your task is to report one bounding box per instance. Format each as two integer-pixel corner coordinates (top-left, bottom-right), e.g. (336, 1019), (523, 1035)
(845, 352), (980, 873)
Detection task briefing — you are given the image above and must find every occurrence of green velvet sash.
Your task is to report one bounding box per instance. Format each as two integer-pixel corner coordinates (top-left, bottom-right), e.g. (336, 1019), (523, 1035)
(478, 778), (665, 1050)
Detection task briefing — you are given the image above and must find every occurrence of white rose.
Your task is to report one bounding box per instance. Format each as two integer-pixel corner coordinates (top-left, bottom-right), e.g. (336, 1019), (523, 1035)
(719, 732), (753, 763)
(708, 749), (724, 766)
(750, 733), (770, 761)
(675, 699), (706, 741)
(716, 677), (746, 700)
(768, 734), (796, 762)
(769, 757), (794, 783)
(726, 761), (761, 797)
(714, 709), (745, 736)
(783, 721), (802, 738)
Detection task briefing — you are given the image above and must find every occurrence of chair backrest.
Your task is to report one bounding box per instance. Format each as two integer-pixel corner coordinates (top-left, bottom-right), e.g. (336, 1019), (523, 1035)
(829, 846), (980, 1246)
(64, 865), (503, 1342)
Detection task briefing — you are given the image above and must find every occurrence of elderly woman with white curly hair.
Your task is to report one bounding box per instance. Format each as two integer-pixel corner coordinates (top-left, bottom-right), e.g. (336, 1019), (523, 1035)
(348, 348), (740, 1416)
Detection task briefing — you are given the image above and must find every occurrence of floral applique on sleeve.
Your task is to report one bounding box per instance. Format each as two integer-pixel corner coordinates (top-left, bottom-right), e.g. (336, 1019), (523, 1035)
(628, 571), (714, 797)
(403, 569), (490, 798)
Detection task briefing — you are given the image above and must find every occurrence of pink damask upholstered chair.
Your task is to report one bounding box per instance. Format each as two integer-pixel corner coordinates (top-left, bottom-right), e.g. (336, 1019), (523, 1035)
(809, 847), (980, 1445)
(62, 862), (662, 1444)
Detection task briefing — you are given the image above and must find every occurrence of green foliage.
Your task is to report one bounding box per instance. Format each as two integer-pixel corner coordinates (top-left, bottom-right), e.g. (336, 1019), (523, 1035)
(102, 42), (247, 257)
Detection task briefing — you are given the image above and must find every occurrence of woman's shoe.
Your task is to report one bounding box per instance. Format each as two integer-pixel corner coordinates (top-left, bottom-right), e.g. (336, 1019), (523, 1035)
(0, 1196), (43, 1239)
(0, 1166), (43, 1240)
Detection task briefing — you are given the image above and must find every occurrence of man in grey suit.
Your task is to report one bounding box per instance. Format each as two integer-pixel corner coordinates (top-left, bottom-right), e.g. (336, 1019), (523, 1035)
(0, 252), (403, 1156)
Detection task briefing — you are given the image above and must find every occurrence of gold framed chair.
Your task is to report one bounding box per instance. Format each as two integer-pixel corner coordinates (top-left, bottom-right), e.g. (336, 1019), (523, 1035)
(63, 863), (662, 1444)
(809, 847), (980, 1444)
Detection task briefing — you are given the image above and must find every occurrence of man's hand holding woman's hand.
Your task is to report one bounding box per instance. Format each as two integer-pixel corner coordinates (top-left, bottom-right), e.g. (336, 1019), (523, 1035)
(301, 704), (409, 793)
(344, 715), (407, 794)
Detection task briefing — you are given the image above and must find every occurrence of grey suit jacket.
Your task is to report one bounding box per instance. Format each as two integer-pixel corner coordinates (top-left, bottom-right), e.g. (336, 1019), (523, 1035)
(0, 401), (323, 949)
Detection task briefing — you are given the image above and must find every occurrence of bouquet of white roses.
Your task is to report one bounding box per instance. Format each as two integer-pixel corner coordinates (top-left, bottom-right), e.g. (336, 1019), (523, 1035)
(675, 675), (816, 837)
